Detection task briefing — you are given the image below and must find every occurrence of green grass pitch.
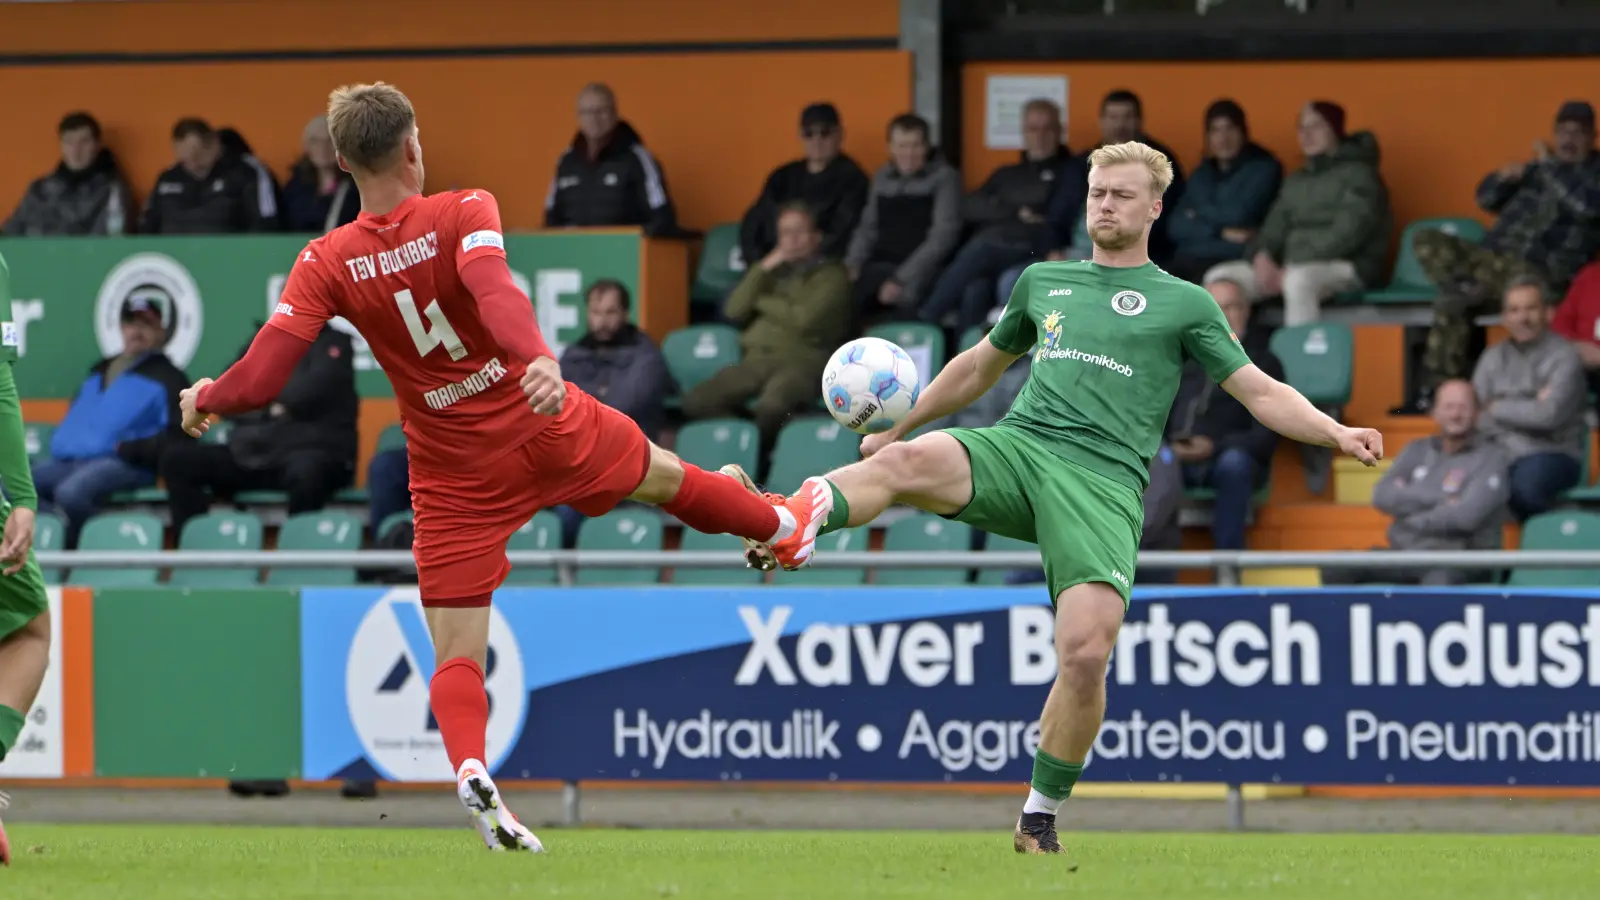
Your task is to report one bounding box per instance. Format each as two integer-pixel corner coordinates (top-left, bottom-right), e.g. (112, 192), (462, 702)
(1, 825), (1594, 899)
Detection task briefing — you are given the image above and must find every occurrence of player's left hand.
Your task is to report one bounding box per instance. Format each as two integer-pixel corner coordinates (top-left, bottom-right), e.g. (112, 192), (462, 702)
(0, 506), (36, 576)
(179, 378), (215, 438)
(521, 357), (566, 416)
(1336, 426), (1384, 466)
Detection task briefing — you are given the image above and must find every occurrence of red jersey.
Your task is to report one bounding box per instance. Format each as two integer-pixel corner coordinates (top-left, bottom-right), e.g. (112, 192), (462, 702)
(267, 190), (542, 470)
(1552, 261), (1600, 350)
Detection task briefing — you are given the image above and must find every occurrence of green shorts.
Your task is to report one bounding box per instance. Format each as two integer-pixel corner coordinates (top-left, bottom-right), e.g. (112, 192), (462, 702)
(943, 425), (1143, 608)
(0, 512), (48, 640)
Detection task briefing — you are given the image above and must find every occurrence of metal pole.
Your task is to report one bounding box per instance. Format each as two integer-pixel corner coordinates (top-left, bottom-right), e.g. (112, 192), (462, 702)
(562, 780), (581, 827)
(1225, 783), (1245, 831)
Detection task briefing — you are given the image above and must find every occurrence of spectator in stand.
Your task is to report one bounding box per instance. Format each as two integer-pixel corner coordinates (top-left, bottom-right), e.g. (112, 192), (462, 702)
(560, 280), (674, 442)
(1094, 90), (1186, 262)
(1405, 101), (1600, 411)
(917, 99), (1081, 333)
(544, 83), (678, 236)
(140, 118), (278, 234)
(741, 103), (869, 268)
(282, 115), (359, 233)
(1550, 260), (1600, 421)
(3, 112), (133, 236)
(682, 201), (851, 448)
(844, 113), (962, 326)
(1166, 100), (1283, 284)
(31, 296), (188, 546)
(1205, 101), (1392, 327)
(366, 446), (410, 542)
(1164, 278), (1284, 549)
(1323, 379), (1508, 586)
(158, 326), (357, 535)
(1473, 276), (1588, 520)
(217, 127), (282, 227)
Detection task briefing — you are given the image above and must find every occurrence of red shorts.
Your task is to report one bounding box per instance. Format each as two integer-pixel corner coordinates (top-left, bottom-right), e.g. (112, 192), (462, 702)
(410, 385), (650, 605)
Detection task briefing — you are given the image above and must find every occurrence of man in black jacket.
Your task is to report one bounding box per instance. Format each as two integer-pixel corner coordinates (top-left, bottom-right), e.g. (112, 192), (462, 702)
(156, 326), (357, 535)
(3, 112), (133, 236)
(739, 103), (870, 267)
(559, 280), (674, 441)
(1163, 278), (1284, 550)
(140, 118), (279, 234)
(544, 83), (679, 235)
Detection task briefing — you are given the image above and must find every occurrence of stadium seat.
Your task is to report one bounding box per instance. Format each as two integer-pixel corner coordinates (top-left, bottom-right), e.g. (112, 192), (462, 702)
(976, 532), (1040, 586)
(957, 325), (987, 353)
(172, 511), (264, 588)
(33, 511), (65, 585)
(785, 526), (869, 586)
(674, 529), (765, 586)
(662, 325), (741, 397)
(200, 419), (233, 445)
(71, 511), (163, 588)
(674, 418), (759, 479)
(266, 511), (363, 587)
(1565, 428), (1600, 503)
(575, 509), (663, 585)
(333, 486), (370, 504)
(234, 490), (288, 505)
(875, 514), (972, 585)
(23, 422), (52, 464)
(866, 321), (947, 382)
(1508, 510), (1600, 587)
(1268, 322), (1354, 408)
(504, 510), (563, 586)
(377, 423), (407, 453)
(1359, 217), (1488, 305)
(109, 485), (170, 504)
(690, 222), (746, 305)
(765, 417), (862, 495)
(375, 510), (413, 542)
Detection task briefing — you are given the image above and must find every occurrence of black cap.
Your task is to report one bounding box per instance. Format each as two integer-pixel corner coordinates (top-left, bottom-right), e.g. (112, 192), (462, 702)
(1556, 100), (1595, 129)
(800, 103), (841, 131)
(121, 288), (167, 325)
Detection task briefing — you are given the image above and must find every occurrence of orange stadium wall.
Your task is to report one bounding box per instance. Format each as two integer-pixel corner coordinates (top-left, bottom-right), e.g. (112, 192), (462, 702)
(0, 0), (908, 231)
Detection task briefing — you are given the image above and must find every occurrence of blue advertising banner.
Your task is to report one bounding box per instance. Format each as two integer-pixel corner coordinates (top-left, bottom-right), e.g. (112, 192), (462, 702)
(300, 586), (1600, 786)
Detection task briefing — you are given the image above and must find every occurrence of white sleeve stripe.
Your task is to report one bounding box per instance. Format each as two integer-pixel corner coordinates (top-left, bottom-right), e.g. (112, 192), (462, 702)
(246, 156), (278, 217)
(544, 175), (558, 210)
(630, 145), (668, 209)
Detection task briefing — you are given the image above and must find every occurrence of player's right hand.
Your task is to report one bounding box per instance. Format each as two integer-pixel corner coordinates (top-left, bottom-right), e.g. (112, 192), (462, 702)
(179, 378), (215, 438)
(0, 506), (35, 576)
(522, 357), (566, 416)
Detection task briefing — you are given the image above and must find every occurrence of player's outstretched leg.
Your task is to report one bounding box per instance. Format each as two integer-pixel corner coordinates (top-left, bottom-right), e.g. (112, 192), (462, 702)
(733, 432), (974, 570)
(425, 604), (544, 853)
(627, 444), (799, 569)
(0, 605), (50, 868)
(1014, 582), (1124, 859)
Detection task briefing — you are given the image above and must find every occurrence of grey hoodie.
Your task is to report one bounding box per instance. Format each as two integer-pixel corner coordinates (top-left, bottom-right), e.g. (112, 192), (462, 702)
(1472, 330), (1588, 462)
(845, 157), (963, 304)
(1373, 435), (1510, 552)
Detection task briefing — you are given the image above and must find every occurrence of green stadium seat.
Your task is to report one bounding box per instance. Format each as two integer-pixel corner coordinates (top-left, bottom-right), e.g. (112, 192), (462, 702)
(958, 325), (987, 353)
(674, 419), (759, 480)
(200, 419), (233, 445)
(674, 529), (765, 586)
(662, 325), (741, 396)
(575, 509), (662, 585)
(172, 511), (263, 588)
(1509, 511), (1600, 587)
(691, 222), (746, 304)
(875, 514), (972, 586)
(765, 416), (862, 495)
(71, 511), (163, 588)
(333, 487), (369, 504)
(866, 321), (947, 382)
(33, 511), (65, 585)
(375, 510), (413, 542)
(109, 486), (169, 504)
(976, 533), (1040, 586)
(377, 423), (407, 453)
(1359, 217), (1488, 305)
(234, 490), (288, 505)
(504, 510), (563, 586)
(1184, 484), (1273, 507)
(1268, 322), (1354, 408)
(786, 526), (870, 586)
(1564, 428), (1600, 503)
(266, 511), (363, 587)
(23, 423), (53, 464)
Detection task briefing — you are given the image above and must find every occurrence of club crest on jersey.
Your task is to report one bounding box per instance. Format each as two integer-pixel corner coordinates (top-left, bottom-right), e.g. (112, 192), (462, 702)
(1035, 309), (1064, 361)
(1111, 290), (1147, 317)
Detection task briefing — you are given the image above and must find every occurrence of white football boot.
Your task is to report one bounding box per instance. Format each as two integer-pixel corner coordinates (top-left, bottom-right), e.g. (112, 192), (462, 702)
(456, 760), (544, 852)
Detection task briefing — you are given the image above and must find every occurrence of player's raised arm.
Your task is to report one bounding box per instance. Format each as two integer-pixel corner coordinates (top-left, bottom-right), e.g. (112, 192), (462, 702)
(1220, 357), (1383, 465)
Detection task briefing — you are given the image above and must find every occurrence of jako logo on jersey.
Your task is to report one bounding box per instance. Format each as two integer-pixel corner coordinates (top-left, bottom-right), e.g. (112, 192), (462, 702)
(1034, 310), (1065, 361)
(274, 302), (294, 317)
(461, 230), (505, 253)
(1111, 570), (1130, 587)
(1111, 290), (1147, 316)
(1047, 288), (1072, 297)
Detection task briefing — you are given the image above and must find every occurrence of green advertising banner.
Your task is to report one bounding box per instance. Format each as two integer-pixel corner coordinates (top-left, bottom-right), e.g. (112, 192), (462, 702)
(4, 232), (641, 399)
(92, 588), (303, 779)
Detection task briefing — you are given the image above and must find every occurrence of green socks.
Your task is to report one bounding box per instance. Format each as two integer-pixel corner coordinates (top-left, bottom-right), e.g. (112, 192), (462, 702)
(1024, 750), (1084, 815)
(815, 479), (852, 536)
(0, 703), (25, 762)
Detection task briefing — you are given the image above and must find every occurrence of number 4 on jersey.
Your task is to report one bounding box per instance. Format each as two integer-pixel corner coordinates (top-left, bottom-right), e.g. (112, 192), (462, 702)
(395, 289), (467, 361)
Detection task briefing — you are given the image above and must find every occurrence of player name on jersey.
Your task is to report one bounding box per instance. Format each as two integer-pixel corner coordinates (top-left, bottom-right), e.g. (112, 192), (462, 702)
(423, 357), (510, 411)
(342, 232), (441, 283)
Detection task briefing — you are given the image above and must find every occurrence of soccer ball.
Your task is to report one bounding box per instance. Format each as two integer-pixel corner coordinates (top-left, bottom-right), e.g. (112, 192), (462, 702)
(821, 337), (921, 435)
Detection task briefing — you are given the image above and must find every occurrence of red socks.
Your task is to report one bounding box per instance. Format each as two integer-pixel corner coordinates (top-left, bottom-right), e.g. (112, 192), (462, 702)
(430, 656), (488, 775)
(663, 463), (781, 541)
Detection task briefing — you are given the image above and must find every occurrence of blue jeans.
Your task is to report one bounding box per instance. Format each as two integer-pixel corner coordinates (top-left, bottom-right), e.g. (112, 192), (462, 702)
(917, 239), (1031, 332)
(366, 448), (411, 536)
(31, 455), (153, 547)
(1508, 452), (1581, 521)
(1181, 446), (1260, 550)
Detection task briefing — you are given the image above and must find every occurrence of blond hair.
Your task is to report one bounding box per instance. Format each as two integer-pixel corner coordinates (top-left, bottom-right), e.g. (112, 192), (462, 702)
(1088, 141), (1174, 197)
(326, 82), (416, 172)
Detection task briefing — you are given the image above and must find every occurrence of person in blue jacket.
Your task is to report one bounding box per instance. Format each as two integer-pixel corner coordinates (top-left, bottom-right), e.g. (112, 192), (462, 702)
(31, 295), (188, 545)
(1166, 100), (1284, 284)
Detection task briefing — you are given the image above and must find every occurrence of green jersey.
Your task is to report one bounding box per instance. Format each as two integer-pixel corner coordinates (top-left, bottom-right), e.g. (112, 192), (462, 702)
(0, 251), (35, 511)
(0, 252), (12, 363)
(987, 260), (1251, 492)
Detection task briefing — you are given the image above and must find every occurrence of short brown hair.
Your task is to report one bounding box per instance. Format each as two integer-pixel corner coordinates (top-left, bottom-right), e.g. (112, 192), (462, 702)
(326, 82), (416, 171)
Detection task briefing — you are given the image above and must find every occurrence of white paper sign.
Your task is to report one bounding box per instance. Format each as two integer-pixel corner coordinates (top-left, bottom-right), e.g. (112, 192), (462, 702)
(985, 75), (1069, 150)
